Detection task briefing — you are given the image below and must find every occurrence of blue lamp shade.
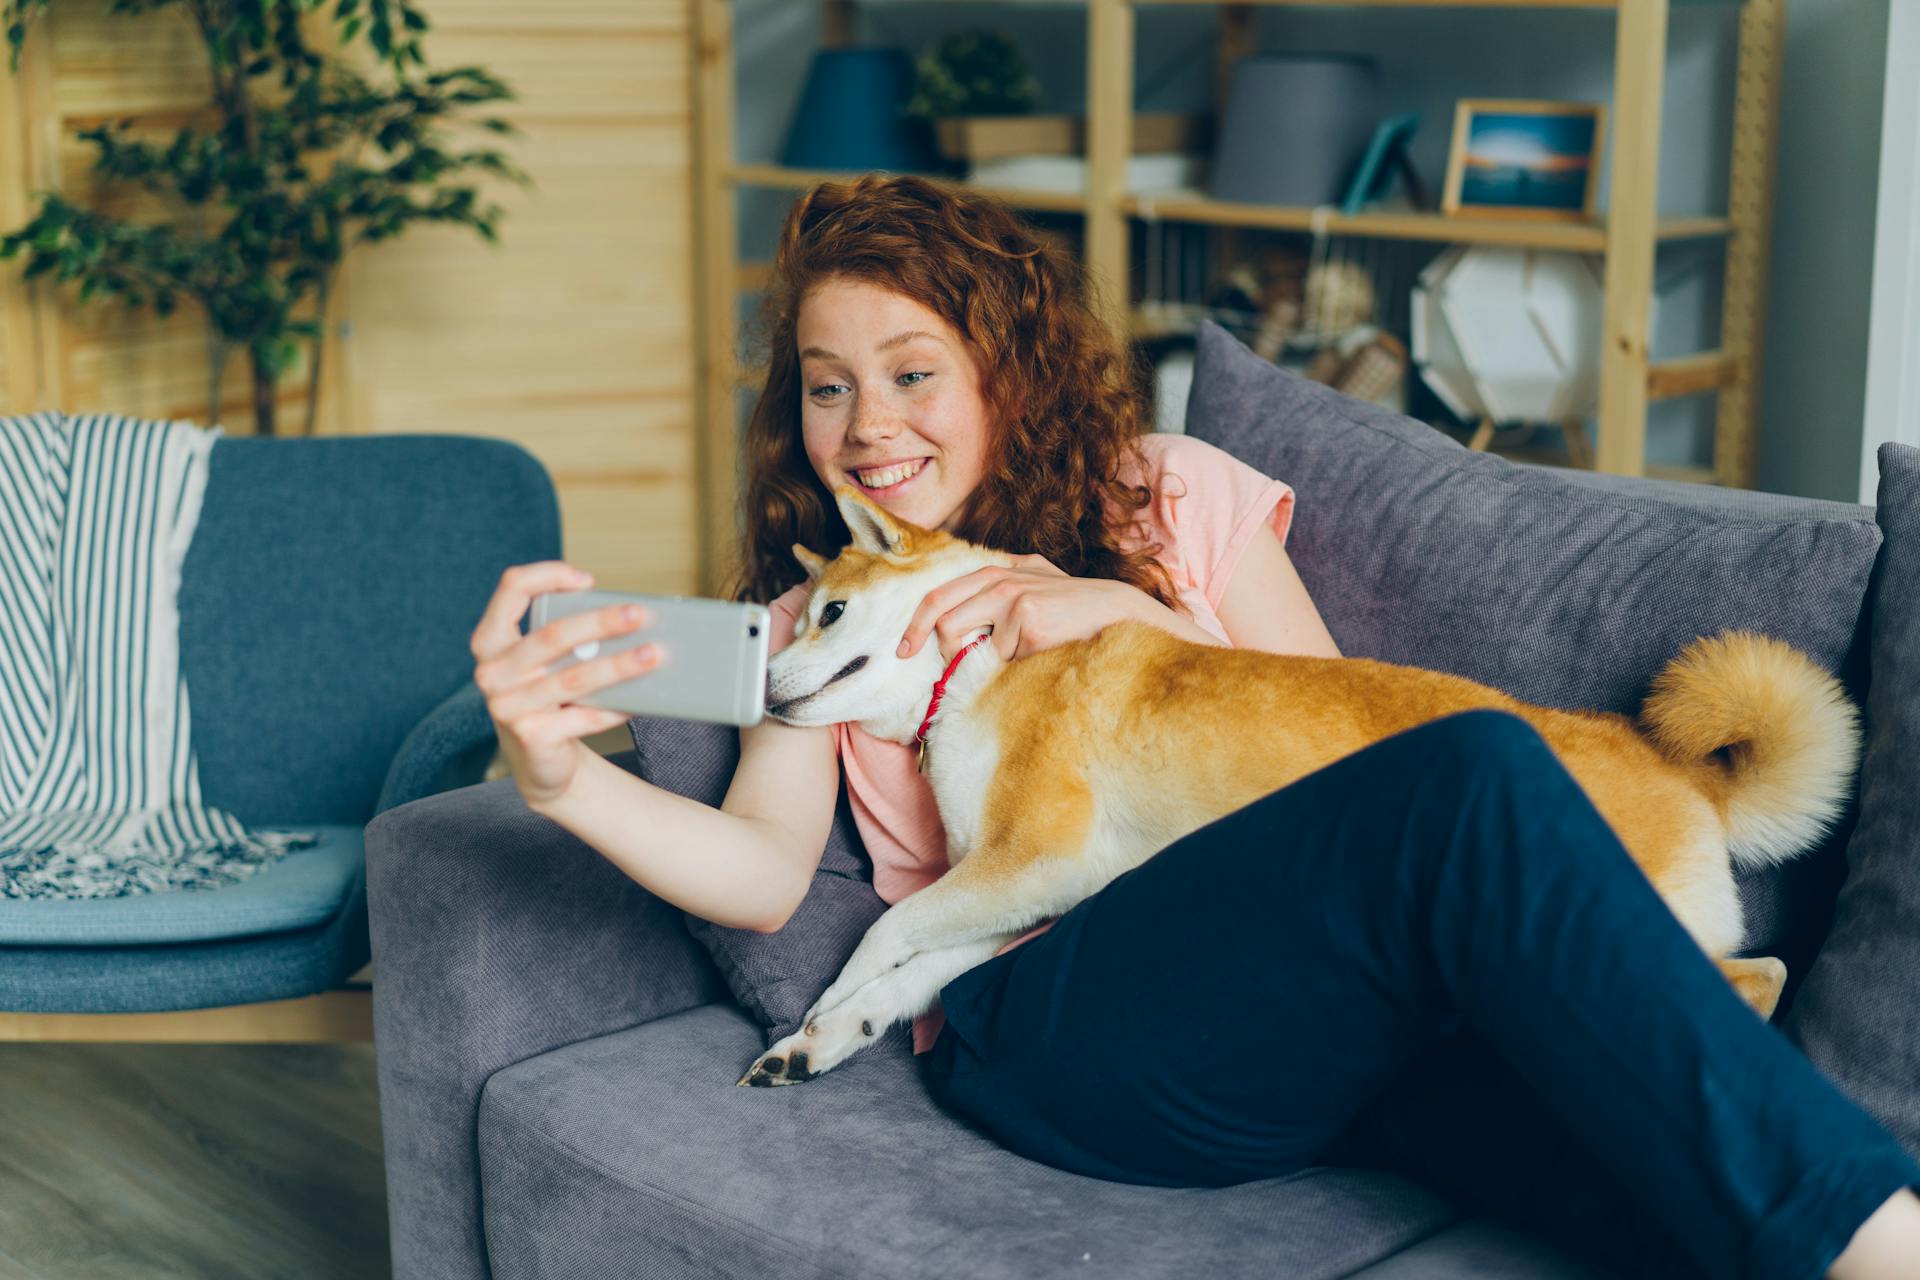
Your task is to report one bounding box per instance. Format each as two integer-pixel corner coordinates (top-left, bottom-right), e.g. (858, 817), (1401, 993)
(781, 47), (941, 174)
(1209, 53), (1381, 207)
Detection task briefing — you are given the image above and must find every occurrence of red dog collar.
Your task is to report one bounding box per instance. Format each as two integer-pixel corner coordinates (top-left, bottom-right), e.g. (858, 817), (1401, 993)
(915, 633), (991, 772)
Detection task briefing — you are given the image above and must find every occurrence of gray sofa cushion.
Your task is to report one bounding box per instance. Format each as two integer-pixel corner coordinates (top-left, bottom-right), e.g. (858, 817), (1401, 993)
(625, 713), (892, 1045)
(1182, 318), (1881, 1010)
(477, 1002), (1492, 1280)
(1783, 442), (1920, 1158)
(1342, 1218), (1617, 1279)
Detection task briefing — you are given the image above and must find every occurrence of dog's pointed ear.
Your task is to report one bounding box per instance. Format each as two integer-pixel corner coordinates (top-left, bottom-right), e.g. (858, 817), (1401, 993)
(833, 483), (920, 557)
(791, 543), (828, 583)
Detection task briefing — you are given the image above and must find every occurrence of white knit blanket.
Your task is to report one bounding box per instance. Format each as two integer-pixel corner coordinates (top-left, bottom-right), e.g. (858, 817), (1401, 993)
(0, 413), (319, 900)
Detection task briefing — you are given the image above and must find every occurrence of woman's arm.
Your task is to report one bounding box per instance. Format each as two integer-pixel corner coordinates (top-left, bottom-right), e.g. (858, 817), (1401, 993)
(1211, 523), (1343, 657)
(1131, 594), (1232, 648)
(530, 717), (837, 932)
(897, 524), (1340, 661)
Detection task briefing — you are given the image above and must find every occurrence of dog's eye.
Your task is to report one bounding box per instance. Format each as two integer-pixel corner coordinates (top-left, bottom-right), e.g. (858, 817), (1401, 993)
(820, 601), (845, 627)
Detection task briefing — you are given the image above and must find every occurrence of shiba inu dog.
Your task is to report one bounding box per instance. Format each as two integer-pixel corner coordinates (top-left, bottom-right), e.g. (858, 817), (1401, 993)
(738, 483), (1861, 1087)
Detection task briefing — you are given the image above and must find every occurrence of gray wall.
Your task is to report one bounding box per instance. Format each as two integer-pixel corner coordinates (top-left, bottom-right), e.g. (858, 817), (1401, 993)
(1757, 0), (1889, 500)
(733, 0), (1887, 500)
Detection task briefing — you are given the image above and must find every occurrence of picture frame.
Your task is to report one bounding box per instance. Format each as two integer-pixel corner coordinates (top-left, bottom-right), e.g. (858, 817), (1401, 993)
(1341, 110), (1428, 215)
(1441, 99), (1606, 223)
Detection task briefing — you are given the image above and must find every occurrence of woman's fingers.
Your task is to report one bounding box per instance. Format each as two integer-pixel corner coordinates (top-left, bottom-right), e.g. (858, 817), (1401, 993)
(990, 615), (1021, 662)
(515, 701), (633, 748)
(508, 601), (651, 688)
(488, 637), (659, 725)
(898, 569), (979, 657)
(931, 592), (1009, 663)
(475, 595), (651, 700)
(897, 561), (1060, 660)
(471, 561), (590, 664)
(901, 566), (1012, 657)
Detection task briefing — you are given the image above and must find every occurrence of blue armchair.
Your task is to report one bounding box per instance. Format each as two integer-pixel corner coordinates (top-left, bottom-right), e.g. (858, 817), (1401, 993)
(0, 433), (558, 1042)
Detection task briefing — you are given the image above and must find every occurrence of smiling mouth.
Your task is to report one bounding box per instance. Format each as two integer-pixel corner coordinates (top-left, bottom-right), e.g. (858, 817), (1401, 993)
(851, 458), (929, 494)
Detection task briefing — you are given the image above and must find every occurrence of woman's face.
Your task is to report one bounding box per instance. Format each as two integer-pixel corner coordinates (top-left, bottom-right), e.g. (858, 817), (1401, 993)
(795, 277), (992, 535)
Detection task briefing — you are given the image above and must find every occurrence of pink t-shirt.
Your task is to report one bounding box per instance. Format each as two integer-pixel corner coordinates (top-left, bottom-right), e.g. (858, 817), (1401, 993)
(765, 432), (1295, 1053)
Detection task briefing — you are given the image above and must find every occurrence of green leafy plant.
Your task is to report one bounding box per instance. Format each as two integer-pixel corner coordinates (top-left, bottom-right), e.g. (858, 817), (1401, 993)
(0, 0), (527, 434)
(902, 29), (1041, 122)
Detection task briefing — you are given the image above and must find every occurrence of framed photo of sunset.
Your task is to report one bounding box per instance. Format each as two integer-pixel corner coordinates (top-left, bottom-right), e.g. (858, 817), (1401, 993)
(1441, 100), (1607, 223)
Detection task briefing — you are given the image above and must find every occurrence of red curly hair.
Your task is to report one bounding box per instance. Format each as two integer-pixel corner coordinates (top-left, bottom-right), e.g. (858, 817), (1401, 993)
(726, 173), (1185, 616)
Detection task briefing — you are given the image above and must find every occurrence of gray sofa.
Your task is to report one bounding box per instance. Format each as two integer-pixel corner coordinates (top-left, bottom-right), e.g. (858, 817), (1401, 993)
(366, 320), (1920, 1279)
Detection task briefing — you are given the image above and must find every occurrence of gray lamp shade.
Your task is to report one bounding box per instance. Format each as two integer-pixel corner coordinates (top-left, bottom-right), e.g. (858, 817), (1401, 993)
(780, 47), (941, 174)
(1209, 54), (1381, 207)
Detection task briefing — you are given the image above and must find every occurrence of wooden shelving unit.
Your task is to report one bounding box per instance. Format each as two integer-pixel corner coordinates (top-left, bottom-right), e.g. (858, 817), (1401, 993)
(689, 0), (1783, 598)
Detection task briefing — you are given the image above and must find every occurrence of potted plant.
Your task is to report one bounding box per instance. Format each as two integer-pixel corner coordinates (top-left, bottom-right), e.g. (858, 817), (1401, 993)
(0, 0), (526, 435)
(904, 28), (1203, 179)
(902, 29), (1039, 173)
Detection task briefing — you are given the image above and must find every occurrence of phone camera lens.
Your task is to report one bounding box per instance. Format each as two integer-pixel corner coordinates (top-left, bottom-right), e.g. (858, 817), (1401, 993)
(749, 624), (760, 637)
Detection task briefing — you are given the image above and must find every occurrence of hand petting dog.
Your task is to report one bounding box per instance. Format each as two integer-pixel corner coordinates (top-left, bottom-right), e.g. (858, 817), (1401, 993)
(895, 553), (1175, 664)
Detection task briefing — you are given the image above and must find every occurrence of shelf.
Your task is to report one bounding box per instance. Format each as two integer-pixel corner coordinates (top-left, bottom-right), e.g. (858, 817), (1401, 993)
(1647, 349), (1738, 401)
(732, 164), (1733, 253)
(1133, 304), (1741, 408)
(741, 307), (1733, 412)
(1122, 191), (1733, 250)
(689, 0), (1785, 589)
(729, 162), (1091, 215)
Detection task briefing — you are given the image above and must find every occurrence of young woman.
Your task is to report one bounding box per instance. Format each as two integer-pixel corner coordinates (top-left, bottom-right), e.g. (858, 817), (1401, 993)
(470, 174), (1920, 1280)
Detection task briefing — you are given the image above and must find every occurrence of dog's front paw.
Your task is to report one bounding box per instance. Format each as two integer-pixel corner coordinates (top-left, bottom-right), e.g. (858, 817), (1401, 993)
(736, 1046), (817, 1088)
(734, 1012), (879, 1087)
(737, 1021), (832, 1088)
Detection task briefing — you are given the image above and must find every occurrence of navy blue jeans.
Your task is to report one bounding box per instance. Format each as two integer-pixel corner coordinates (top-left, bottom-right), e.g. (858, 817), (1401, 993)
(921, 711), (1920, 1280)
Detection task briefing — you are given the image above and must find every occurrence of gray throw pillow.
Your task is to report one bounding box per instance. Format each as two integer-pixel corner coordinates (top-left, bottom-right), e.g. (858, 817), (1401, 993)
(1782, 442), (1920, 1157)
(625, 712), (891, 1046)
(1181, 318), (1881, 1015)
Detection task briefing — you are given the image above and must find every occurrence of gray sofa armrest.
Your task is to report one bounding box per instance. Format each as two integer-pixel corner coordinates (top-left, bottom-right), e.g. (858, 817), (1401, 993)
(375, 681), (500, 816)
(365, 750), (726, 1280)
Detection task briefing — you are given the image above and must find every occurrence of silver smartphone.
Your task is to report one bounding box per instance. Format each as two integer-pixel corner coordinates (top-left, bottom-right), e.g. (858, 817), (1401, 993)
(528, 588), (770, 727)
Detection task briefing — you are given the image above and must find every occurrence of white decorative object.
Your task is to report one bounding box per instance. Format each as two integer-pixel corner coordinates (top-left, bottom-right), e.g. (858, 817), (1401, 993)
(1411, 245), (1628, 424)
(967, 153), (1204, 194)
(1410, 248), (1485, 420)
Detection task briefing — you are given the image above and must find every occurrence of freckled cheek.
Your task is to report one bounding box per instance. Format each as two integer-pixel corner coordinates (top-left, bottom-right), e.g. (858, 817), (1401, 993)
(798, 423), (837, 475)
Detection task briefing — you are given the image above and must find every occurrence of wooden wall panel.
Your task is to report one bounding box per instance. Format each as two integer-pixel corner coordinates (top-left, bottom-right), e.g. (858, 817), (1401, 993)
(340, 4), (699, 594)
(47, 5), (211, 118)
(0, 0), (700, 594)
(0, 2), (266, 422)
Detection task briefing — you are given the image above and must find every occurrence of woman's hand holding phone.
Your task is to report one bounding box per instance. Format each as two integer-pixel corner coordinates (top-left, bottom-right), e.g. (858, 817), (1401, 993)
(470, 561), (660, 810)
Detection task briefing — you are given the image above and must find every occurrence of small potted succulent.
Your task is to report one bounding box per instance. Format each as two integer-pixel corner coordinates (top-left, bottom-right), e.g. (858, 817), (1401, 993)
(903, 29), (1042, 175)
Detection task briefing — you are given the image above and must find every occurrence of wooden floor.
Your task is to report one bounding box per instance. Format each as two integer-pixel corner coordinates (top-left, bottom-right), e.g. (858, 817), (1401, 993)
(0, 1043), (390, 1279)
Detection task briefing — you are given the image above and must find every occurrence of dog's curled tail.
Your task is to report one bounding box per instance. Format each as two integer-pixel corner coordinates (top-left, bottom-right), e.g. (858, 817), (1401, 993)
(1638, 631), (1861, 870)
